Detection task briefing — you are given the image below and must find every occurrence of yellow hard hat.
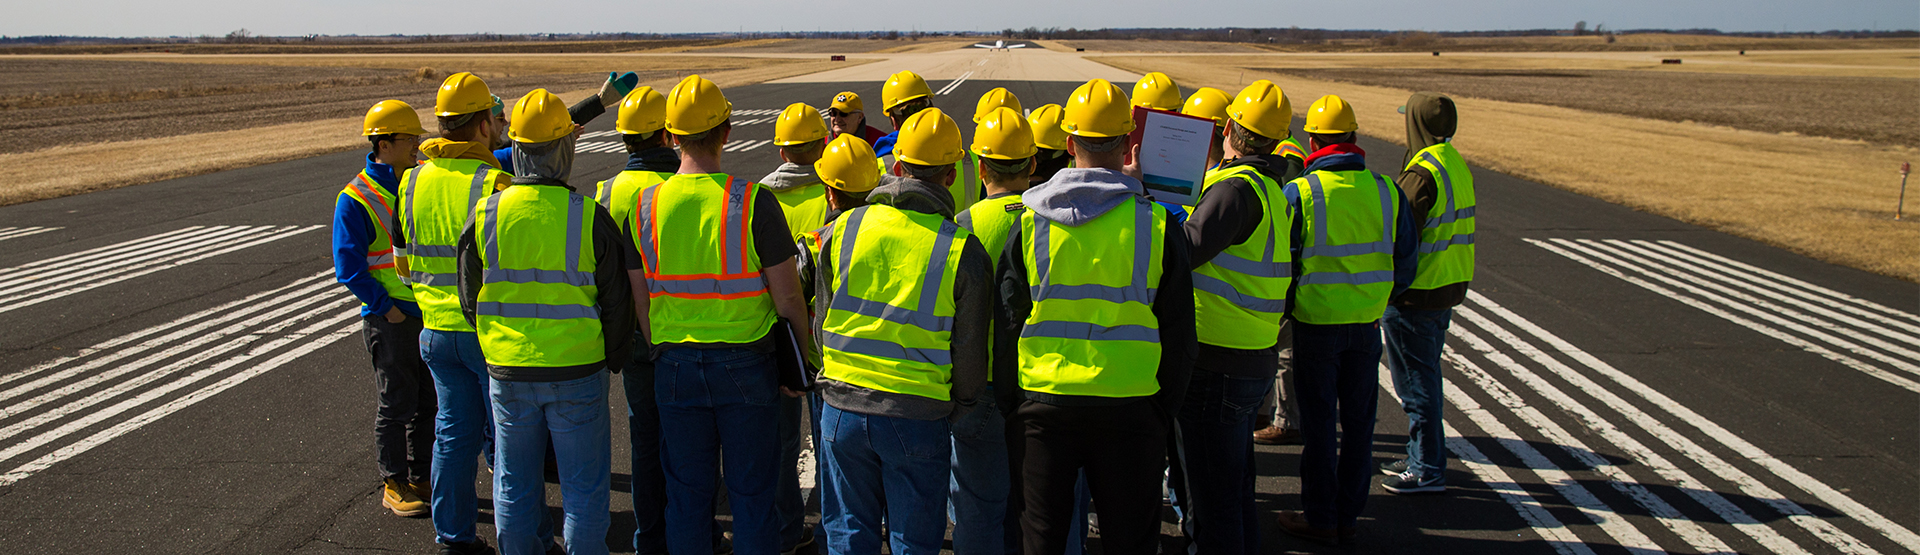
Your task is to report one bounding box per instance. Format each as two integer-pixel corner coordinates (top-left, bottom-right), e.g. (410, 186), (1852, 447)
(815, 134), (881, 193)
(1132, 72), (1182, 111)
(1026, 103), (1069, 150)
(615, 86), (667, 135)
(1062, 79), (1134, 138)
(830, 91), (863, 114)
(509, 89), (574, 143)
(665, 74), (732, 135)
(363, 100), (427, 136)
(1226, 80), (1293, 140)
(1180, 87), (1231, 128)
(972, 107), (1036, 160)
(973, 87), (1023, 123)
(882, 71), (932, 111)
(773, 102), (829, 146)
(894, 108), (965, 167)
(434, 72), (494, 117)
(1303, 94), (1358, 134)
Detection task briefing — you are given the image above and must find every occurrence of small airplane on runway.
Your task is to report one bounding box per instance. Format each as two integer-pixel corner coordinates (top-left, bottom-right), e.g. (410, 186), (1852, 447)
(972, 40), (1027, 50)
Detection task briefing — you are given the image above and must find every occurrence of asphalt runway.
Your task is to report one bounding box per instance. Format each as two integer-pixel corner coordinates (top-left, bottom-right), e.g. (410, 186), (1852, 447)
(0, 52), (1915, 555)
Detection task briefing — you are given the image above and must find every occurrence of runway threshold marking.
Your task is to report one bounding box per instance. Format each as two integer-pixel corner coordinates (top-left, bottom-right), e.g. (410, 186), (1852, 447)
(0, 227), (58, 242)
(936, 71), (974, 96)
(0, 225), (321, 316)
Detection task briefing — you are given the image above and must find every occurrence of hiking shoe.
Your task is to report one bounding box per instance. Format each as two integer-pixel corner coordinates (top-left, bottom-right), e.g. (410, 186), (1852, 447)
(1382, 470), (1446, 495)
(382, 478), (429, 517)
(1379, 459), (1409, 476)
(781, 525), (816, 555)
(440, 539), (495, 555)
(1252, 425), (1301, 445)
(1275, 510), (1337, 545)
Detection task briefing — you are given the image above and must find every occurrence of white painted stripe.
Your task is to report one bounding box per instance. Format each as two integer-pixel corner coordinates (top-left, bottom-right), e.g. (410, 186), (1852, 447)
(936, 71), (974, 96)
(1466, 292), (1898, 553)
(0, 227), (57, 241)
(0, 271), (329, 389)
(0, 316), (358, 487)
(1539, 238), (1920, 390)
(0, 225), (267, 293)
(593, 142), (625, 154)
(1658, 240), (1920, 326)
(1451, 325), (1792, 553)
(1632, 239), (1920, 338)
(739, 140), (772, 152)
(0, 275), (336, 402)
(0, 226), (210, 283)
(580, 130), (620, 139)
(0, 225), (321, 315)
(1379, 366), (1596, 555)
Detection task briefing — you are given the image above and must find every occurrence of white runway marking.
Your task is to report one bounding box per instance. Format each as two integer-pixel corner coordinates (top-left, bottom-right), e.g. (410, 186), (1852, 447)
(936, 71), (974, 96)
(0, 227), (58, 242)
(0, 226), (320, 316)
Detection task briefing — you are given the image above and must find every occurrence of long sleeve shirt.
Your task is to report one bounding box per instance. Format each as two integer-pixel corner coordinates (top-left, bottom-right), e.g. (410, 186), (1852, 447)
(332, 153), (420, 319)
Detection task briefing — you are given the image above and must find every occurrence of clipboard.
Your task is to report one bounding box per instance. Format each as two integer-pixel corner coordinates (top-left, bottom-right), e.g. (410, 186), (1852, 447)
(1127, 106), (1215, 206)
(772, 317), (816, 392)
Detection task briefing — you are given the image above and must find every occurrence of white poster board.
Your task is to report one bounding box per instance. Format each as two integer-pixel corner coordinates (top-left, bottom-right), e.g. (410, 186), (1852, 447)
(1130, 106), (1214, 206)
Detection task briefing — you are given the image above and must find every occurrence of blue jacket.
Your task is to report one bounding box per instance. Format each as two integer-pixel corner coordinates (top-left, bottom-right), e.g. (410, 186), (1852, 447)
(332, 153), (422, 318)
(874, 131), (898, 159)
(493, 146), (515, 175)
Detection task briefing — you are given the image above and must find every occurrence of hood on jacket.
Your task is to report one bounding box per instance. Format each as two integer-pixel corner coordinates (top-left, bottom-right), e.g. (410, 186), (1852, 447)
(625, 146), (680, 174)
(867, 175), (956, 219)
(419, 138), (503, 169)
(760, 162), (823, 193)
(510, 134), (576, 188)
(1403, 92), (1457, 169)
(1020, 167), (1144, 227)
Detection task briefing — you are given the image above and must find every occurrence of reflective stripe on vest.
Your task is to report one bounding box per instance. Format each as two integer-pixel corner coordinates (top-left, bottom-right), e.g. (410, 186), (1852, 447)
(818, 206), (968, 401)
(1276, 136), (1307, 161)
(1292, 170), (1398, 325)
(339, 172), (414, 304)
(634, 174), (778, 344)
(473, 186), (603, 367)
(1193, 166), (1292, 349)
(401, 159), (497, 331)
(1408, 144), (1477, 288)
(1017, 199), (1165, 398)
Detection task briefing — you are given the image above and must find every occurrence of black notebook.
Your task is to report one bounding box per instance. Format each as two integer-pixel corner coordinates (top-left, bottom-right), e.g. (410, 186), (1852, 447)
(772, 318), (815, 392)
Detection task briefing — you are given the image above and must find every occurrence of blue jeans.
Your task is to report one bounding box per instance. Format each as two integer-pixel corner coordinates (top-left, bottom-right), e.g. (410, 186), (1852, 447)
(1291, 322), (1382, 530)
(1382, 306), (1452, 480)
(493, 372), (613, 555)
(1175, 370), (1270, 555)
(655, 346), (781, 555)
(949, 390), (1012, 555)
(819, 403), (951, 555)
(777, 389), (810, 549)
(621, 336), (670, 555)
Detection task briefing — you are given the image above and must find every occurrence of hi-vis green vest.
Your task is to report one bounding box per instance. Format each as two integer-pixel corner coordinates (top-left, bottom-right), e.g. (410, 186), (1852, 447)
(817, 205), (970, 401)
(884, 151), (982, 212)
(471, 186), (604, 367)
(1017, 198), (1167, 398)
(402, 158), (507, 332)
(340, 171), (414, 305)
(956, 194), (1026, 273)
(596, 170), (672, 238)
(1405, 143), (1476, 289)
(1290, 169), (1400, 325)
(772, 184), (830, 240)
(634, 174), (778, 344)
(1193, 166), (1291, 349)
(1276, 136), (1307, 161)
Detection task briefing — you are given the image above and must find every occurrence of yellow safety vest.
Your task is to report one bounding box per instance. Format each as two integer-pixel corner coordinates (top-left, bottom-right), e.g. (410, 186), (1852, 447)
(339, 171), (414, 305)
(634, 173), (778, 344)
(596, 170), (672, 238)
(772, 183), (830, 240)
(471, 186), (604, 367)
(401, 158), (506, 332)
(956, 194), (1026, 273)
(1276, 136), (1307, 161)
(1290, 169), (1400, 325)
(883, 151), (983, 212)
(1193, 166), (1291, 349)
(1016, 198), (1166, 398)
(1405, 143), (1476, 289)
(817, 205), (969, 401)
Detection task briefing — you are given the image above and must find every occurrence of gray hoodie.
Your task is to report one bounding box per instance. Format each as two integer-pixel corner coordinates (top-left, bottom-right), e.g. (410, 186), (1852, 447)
(814, 176), (992, 421)
(1021, 167), (1145, 226)
(760, 162), (822, 193)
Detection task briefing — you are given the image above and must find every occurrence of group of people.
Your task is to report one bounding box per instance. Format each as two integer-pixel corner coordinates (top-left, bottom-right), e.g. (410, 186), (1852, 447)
(330, 65), (1476, 555)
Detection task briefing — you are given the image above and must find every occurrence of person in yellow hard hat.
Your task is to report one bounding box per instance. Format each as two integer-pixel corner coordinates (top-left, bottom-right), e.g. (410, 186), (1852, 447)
(1025, 103), (1073, 187)
(1169, 80), (1305, 555)
(997, 78), (1197, 555)
(488, 72), (642, 175)
(334, 99), (432, 523)
(1272, 95), (1417, 545)
(638, 74), (815, 555)
(872, 70), (985, 211)
(827, 91), (888, 145)
(454, 88), (642, 555)
(808, 107), (993, 555)
(1181, 87), (1232, 171)
(1132, 71), (1184, 112)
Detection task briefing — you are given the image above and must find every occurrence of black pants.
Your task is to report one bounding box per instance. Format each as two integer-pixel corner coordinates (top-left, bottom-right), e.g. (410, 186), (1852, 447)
(1018, 398), (1167, 555)
(363, 314), (434, 483)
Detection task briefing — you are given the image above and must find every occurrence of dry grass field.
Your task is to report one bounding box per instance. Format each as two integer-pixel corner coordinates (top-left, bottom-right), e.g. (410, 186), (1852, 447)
(1093, 54), (1920, 281)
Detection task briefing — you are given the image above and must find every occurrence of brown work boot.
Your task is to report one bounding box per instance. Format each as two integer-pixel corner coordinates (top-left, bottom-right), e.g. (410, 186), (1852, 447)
(1276, 510), (1338, 545)
(1253, 425), (1301, 445)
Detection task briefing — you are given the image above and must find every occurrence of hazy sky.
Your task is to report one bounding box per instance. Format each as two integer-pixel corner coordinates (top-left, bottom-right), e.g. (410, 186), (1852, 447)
(10, 0), (1916, 37)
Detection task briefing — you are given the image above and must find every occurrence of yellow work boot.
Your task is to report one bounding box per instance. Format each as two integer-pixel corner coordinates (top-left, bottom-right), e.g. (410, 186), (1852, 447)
(410, 479), (432, 502)
(382, 478), (429, 517)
